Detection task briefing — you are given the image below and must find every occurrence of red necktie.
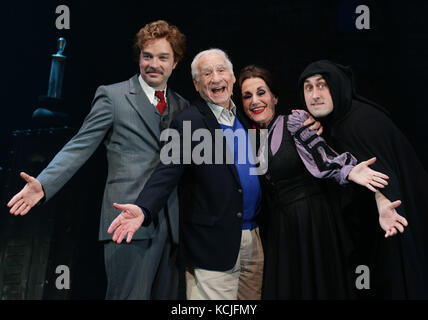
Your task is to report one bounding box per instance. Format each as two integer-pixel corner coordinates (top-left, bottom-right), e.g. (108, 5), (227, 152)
(155, 91), (167, 115)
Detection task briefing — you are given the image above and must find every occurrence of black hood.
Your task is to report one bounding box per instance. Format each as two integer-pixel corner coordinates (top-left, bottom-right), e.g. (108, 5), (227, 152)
(298, 60), (389, 127)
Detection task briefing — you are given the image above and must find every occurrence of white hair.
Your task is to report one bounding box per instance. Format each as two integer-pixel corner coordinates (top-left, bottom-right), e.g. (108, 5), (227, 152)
(191, 48), (234, 82)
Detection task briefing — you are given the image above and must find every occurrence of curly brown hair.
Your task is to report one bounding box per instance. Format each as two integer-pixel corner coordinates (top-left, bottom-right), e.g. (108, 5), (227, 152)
(133, 20), (186, 63)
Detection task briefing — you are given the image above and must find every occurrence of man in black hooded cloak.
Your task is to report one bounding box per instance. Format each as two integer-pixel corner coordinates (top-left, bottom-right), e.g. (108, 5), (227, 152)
(298, 60), (428, 299)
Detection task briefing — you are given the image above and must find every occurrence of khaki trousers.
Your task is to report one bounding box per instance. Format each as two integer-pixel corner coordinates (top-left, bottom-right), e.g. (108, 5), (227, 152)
(186, 227), (264, 300)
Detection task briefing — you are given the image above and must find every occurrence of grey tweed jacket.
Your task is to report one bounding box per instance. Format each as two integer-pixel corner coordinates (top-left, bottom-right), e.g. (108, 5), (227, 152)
(37, 74), (189, 242)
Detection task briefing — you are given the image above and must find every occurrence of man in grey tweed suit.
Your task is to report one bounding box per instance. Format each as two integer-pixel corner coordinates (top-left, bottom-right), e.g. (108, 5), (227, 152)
(7, 20), (189, 299)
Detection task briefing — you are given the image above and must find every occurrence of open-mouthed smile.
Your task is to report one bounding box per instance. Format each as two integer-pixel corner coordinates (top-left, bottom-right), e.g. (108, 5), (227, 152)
(211, 86), (226, 95)
(250, 105), (266, 114)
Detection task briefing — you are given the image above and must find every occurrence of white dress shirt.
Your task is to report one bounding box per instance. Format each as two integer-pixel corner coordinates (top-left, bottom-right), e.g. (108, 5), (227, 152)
(206, 100), (237, 127)
(138, 74), (167, 107)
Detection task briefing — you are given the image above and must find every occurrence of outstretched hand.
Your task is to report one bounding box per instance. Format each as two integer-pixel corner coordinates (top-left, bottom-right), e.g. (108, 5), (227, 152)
(378, 199), (408, 238)
(347, 157), (389, 192)
(7, 172), (44, 216)
(108, 203), (145, 243)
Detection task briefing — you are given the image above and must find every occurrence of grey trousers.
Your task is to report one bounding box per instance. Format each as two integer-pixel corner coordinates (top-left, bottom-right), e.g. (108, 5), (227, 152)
(103, 214), (179, 300)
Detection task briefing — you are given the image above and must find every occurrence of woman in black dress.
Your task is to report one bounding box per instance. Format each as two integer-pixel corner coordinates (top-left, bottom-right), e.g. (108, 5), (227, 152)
(237, 65), (399, 299)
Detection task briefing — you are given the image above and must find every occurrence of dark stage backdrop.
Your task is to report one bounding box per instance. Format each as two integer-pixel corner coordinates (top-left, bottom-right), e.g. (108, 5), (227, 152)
(0, 0), (427, 300)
